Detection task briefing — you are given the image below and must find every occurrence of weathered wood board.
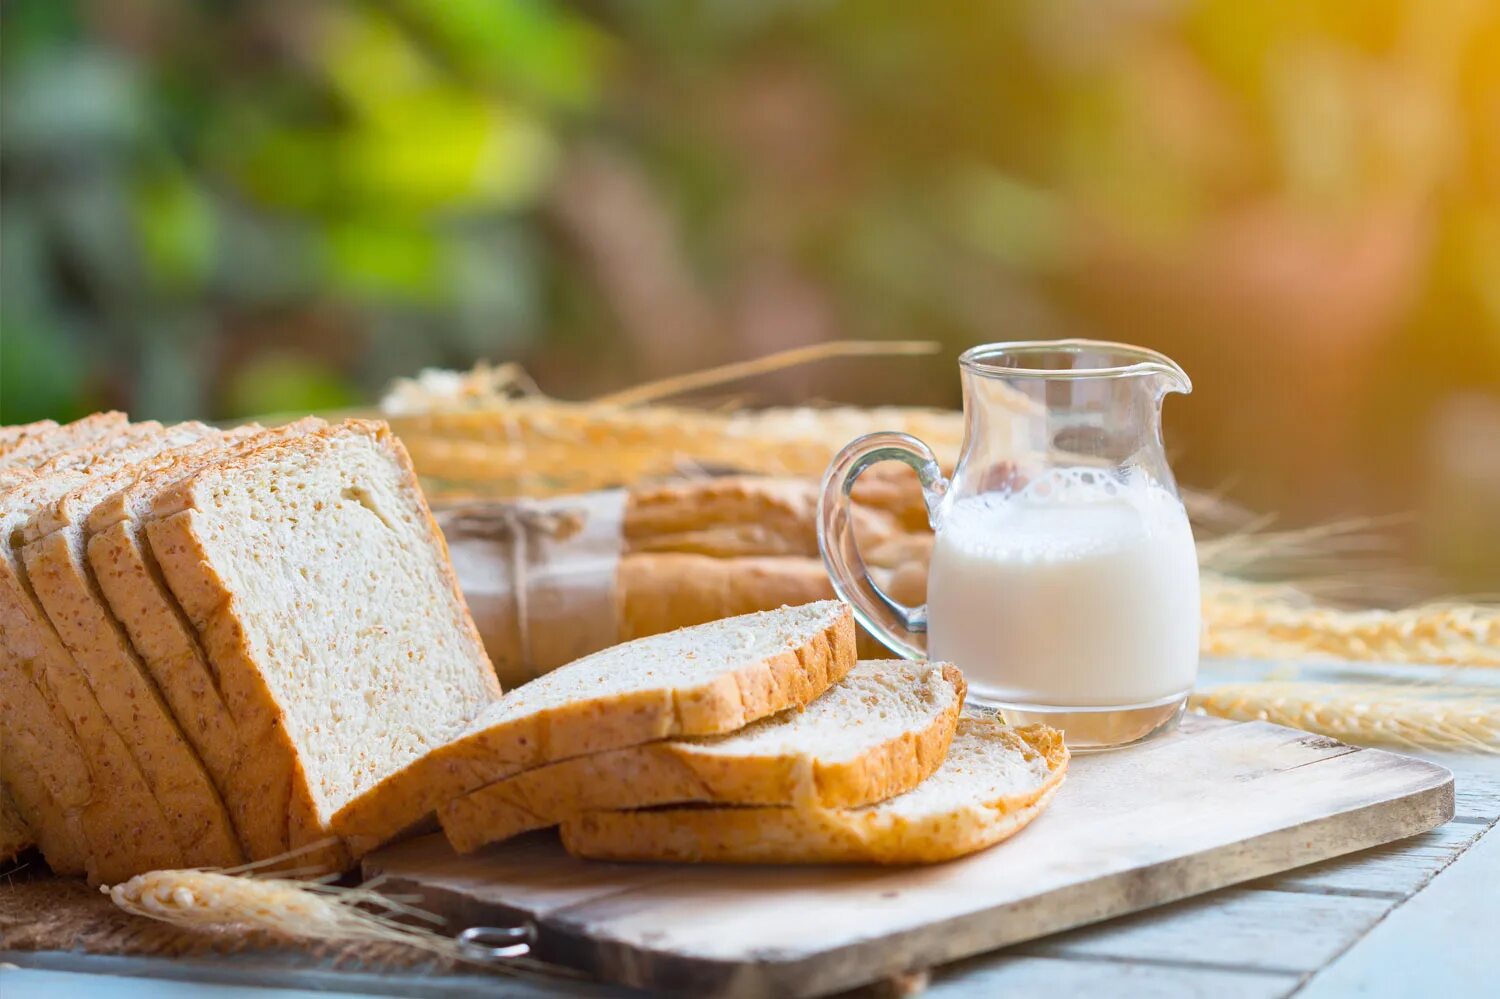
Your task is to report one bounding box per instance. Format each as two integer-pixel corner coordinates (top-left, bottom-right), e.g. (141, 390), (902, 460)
(363, 718), (1453, 998)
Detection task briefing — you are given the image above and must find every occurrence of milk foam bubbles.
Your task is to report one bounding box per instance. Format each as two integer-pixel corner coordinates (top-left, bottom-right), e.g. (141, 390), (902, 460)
(927, 467), (1200, 707)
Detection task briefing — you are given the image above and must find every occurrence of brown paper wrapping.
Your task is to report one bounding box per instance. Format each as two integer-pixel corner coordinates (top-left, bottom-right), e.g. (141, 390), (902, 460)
(438, 491), (627, 689)
(439, 477), (928, 683)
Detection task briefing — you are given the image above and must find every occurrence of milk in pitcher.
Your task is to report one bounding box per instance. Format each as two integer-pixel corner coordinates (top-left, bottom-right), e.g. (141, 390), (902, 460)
(927, 467), (1200, 709)
(818, 339), (1200, 749)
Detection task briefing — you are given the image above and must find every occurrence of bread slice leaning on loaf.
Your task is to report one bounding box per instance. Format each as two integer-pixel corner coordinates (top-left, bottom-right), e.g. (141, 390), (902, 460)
(0, 784), (33, 865)
(88, 418), (326, 863)
(0, 413), (127, 473)
(0, 750), (71, 872)
(1, 422), (208, 883)
(439, 659), (965, 853)
(0, 414), (130, 870)
(561, 717), (1068, 865)
(334, 600), (857, 854)
(147, 420), (500, 872)
(23, 424), (250, 869)
(0, 420), (58, 458)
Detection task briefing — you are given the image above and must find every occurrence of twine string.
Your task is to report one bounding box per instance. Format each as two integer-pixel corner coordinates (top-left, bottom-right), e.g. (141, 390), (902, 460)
(443, 504), (587, 673)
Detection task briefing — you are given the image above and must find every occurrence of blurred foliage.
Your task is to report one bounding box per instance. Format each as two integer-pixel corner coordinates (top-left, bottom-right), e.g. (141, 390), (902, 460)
(1, 0), (598, 419)
(2, 0), (1499, 585)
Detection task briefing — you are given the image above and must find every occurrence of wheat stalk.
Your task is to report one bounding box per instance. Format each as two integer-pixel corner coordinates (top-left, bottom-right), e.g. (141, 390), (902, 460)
(1192, 682), (1500, 753)
(592, 340), (942, 406)
(104, 864), (583, 981)
(1202, 575), (1500, 666)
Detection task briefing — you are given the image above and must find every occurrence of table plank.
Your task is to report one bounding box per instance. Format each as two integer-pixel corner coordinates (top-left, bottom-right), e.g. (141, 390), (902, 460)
(1297, 822), (1500, 997)
(1016, 888), (1391, 975)
(1251, 822), (1486, 898)
(923, 954), (1294, 999)
(0, 966), (391, 999)
(1453, 771), (1500, 823)
(0, 951), (611, 999)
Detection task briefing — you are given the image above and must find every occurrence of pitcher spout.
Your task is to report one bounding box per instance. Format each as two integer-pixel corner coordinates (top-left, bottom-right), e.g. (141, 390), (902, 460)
(1143, 355), (1192, 397)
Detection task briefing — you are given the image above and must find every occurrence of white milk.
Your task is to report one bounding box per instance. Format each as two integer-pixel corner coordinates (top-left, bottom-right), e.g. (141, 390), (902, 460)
(927, 468), (1200, 707)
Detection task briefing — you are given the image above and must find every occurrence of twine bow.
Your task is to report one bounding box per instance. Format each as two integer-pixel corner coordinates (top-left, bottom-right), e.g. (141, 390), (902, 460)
(441, 504), (589, 674)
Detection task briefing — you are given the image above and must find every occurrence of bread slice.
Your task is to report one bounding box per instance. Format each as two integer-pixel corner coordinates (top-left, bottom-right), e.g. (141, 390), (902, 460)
(0, 783), (34, 865)
(22, 425), (258, 868)
(0, 422), (199, 882)
(0, 419), (133, 877)
(623, 477), (899, 559)
(333, 599), (855, 854)
(86, 419), (322, 862)
(0, 670), (89, 875)
(439, 659), (964, 853)
(0, 413), (128, 472)
(618, 554), (837, 641)
(561, 717), (1068, 865)
(0, 420), (58, 458)
(146, 420), (498, 871)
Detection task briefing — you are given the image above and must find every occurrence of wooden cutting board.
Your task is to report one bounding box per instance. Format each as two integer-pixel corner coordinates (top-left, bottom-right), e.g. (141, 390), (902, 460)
(363, 717), (1453, 998)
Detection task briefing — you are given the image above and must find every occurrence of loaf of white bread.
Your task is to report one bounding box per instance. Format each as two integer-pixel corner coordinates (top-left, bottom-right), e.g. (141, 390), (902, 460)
(0, 414), (1065, 880)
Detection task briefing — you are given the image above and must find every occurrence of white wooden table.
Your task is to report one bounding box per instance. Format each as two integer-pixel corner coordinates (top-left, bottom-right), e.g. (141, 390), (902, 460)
(4, 658), (1497, 998)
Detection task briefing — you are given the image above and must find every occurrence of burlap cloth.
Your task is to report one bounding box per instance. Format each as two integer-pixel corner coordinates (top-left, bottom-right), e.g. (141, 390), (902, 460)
(0, 867), (453, 971)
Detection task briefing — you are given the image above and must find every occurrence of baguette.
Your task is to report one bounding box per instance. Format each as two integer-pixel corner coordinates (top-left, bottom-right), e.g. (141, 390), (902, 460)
(623, 477), (899, 559)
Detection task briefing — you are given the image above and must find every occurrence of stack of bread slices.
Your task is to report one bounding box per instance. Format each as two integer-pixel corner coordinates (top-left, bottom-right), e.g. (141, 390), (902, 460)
(1, 414), (1065, 882)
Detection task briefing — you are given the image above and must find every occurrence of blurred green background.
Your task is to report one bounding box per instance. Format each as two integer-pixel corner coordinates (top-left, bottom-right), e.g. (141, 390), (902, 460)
(2, 1), (1499, 590)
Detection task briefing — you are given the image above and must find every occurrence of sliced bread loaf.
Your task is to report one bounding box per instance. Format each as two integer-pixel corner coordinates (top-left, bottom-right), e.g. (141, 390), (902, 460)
(0, 423), (200, 882)
(22, 425), (255, 867)
(439, 659), (964, 853)
(333, 600), (855, 853)
(560, 717), (1068, 865)
(87, 419), (322, 861)
(146, 420), (498, 870)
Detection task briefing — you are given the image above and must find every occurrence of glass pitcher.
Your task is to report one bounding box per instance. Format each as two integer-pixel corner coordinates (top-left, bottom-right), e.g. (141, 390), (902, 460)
(818, 340), (1198, 750)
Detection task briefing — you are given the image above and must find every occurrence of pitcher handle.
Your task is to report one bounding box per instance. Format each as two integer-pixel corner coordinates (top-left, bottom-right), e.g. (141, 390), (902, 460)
(817, 432), (948, 661)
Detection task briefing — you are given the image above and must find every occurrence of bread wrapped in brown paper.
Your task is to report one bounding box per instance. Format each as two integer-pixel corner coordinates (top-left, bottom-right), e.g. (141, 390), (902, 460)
(439, 476), (931, 686)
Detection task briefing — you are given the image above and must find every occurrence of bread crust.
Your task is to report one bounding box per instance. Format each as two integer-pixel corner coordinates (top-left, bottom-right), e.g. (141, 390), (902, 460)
(0, 421), (59, 458)
(623, 477), (901, 559)
(1, 423), (216, 882)
(0, 782), (36, 865)
(0, 560), (182, 882)
(22, 529), (243, 867)
(618, 554), (838, 640)
(0, 413), (128, 473)
(0, 691), (84, 874)
(332, 603), (857, 855)
(560, 721), (1068, 865)
(439, 662), (964, 853)
(88, 522), (252, 839)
